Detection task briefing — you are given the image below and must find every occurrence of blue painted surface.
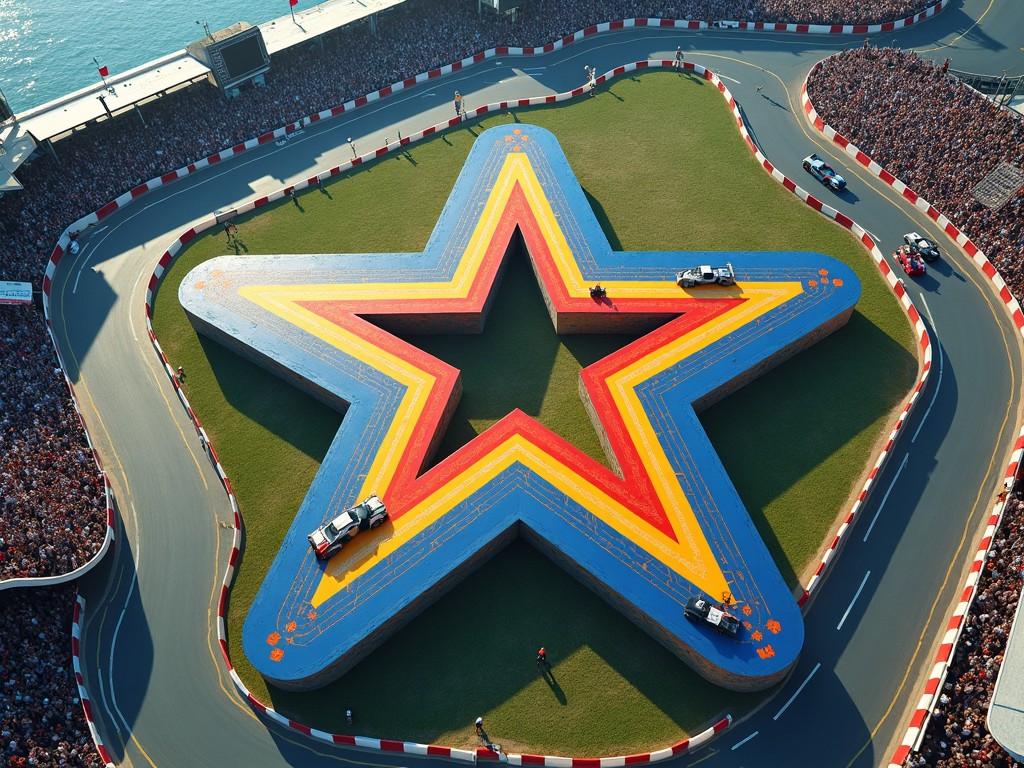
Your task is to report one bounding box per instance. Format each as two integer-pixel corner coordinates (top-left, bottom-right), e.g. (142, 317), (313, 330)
(179, 124), (860, 689)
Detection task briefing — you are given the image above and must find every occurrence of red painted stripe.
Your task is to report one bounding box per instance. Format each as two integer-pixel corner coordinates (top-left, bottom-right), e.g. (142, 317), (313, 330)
(96, 201), (118, 220)
(333, 734), (357, 745)
(796, 23), (809, 32)
(427, 745), (452, 756)
(232, 142), (246, 154)
(379, 739), (405, 752)
(290, 720), (312, 736)
(247, 694), (267, 713)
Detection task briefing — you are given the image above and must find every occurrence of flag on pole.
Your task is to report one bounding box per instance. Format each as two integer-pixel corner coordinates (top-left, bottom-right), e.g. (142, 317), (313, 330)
(289, 0), (298, 6)
(98, 65), (109, 78)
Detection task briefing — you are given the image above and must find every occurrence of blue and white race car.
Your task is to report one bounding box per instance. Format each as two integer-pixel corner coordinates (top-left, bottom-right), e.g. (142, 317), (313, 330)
(802, 153), (847, 192)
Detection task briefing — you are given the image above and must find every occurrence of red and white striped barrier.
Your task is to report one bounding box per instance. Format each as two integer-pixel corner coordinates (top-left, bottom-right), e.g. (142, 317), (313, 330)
(721, 0), (943, 34)
(799, 61), (1024, 768)
(714, 75), (934, 610)
(71, 595), (117, 768)
(38, 3), (949, 304)
(885, 433), (1023, 767)
(135, 58), (934, 761)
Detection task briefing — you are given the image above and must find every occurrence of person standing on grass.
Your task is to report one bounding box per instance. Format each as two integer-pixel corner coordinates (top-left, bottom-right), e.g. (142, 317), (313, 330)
(674, 46), (684, 70)
(536, 646), (548, 668)
(475, 716), (484, 736)
(454, 90), (463, 117)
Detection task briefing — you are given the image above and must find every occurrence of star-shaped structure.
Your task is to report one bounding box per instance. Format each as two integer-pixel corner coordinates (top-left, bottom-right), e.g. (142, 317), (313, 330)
(180, 125), (859, 691)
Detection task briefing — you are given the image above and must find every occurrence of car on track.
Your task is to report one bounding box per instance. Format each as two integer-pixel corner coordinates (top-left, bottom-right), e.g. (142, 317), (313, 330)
(903, 232), (941, 262)
(684, 596), (742, 637)
(308, 494), (388, 559)
(802, 153), (847, 192)
(895, 245), (927, 277)
(676, 263), (736, 288)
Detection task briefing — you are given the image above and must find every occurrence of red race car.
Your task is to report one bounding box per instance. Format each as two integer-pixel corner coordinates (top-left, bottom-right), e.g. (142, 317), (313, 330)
(895, 245), (926, 277)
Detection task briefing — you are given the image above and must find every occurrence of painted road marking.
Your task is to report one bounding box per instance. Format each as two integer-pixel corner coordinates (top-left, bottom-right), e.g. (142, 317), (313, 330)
(717, 73), (741, 84)
(862, 453), (909, 543)
(71, 246), (91, 294)
(731, 731), (759, 750)
(912, 295), (943, 443)
(773, 662), (821, 721)
(837, 570), (871, 631)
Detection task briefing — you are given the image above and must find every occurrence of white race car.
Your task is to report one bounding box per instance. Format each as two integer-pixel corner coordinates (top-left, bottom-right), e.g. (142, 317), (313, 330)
(308, 495), (388, 559)
(802, 153), (847, 192)
(676, 263), (736, 288)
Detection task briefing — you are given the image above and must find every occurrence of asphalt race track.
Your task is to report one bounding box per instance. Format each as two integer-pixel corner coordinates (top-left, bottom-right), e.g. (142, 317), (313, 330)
(48, 1), (1024, 765)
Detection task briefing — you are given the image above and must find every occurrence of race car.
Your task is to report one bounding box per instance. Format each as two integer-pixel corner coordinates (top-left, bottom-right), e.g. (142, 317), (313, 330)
(676, 263), (736, 288)
(684, 596), (742, 637)
(903, 232), (941, 262)
(308, 494), (388, 559)
(895, 245), (927, 277)
(802, 153), (847, 191)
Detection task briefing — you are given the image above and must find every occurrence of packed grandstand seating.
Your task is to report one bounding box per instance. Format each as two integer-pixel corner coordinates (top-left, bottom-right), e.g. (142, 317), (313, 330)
(906, 493), (1024, 768)
(0, 587), (103, 768)
(0, 305), (107, 581)
(807, 46), (1024, 300)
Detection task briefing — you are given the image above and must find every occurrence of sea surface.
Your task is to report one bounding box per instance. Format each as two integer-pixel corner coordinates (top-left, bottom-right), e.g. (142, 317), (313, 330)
(0, 0), (305, 113)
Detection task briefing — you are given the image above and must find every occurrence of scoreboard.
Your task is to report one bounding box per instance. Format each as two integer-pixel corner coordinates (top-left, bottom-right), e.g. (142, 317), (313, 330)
(187, 23), (270, 92)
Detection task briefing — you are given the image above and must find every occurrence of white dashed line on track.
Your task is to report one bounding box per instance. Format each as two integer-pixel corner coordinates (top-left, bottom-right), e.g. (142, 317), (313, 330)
(772, 662), (821, 721)
(731, 731), (759, 750)
(837, 570), (871, 631)
(862, 453), (909, 543)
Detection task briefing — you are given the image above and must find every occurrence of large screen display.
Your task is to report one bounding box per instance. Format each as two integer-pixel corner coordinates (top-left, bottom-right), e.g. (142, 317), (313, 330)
(219, 35), (268, 81)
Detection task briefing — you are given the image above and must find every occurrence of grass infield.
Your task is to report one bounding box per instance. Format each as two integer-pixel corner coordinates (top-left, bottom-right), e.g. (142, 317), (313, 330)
(152, 71), (916, 754)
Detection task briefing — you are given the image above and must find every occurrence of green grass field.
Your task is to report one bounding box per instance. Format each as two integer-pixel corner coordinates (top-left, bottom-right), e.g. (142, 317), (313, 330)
(151, 71), (917, 754)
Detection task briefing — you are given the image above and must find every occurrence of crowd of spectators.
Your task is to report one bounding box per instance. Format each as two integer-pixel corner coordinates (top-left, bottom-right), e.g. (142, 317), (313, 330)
(807, 46), (1024, 298)
(906, 492), (1024, 767)
(0, 587), (103, 767)
(0, 305), (107, 581)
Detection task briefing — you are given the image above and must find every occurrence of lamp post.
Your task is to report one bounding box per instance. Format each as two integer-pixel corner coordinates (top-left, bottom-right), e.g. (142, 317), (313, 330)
(195, 20), (214, 42)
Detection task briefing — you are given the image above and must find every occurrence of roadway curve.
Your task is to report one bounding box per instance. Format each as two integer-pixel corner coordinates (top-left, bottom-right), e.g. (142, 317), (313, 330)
(51, 1), (1024, 765)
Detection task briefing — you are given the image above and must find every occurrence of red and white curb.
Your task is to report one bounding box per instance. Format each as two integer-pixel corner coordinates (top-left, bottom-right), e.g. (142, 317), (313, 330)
(800, 60), (1024, 767)
(71, 595), (117, 768)
(37, 3), (948, 300)
(718, 0), (942, 34)
(716, 79), (934, 611)
(885, 430), (1023, 767)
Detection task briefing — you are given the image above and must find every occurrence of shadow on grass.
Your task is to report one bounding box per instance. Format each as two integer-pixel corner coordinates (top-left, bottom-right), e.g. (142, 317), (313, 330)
(263, 539), (756, 748)
(404, 247), (639, 469)
(583, 187), (623, 251)
(701, 310), (917, 587)
(197, 334), (342, 461)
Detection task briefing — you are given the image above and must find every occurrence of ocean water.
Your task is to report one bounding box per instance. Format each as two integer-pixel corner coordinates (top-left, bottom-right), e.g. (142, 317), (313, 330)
(0, 0), (306, 113)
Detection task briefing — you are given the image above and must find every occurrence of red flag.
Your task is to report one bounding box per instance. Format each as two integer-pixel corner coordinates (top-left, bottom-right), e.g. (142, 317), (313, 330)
(98, 65), (109, 78)
(289, 0), (297, 6)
